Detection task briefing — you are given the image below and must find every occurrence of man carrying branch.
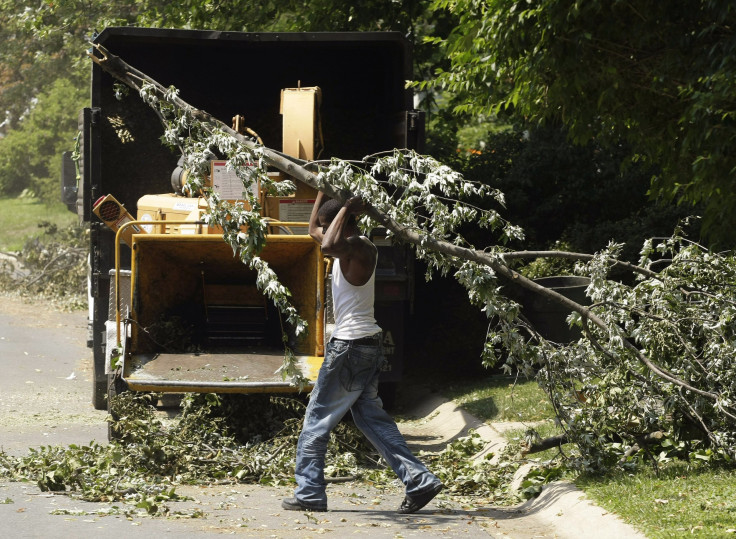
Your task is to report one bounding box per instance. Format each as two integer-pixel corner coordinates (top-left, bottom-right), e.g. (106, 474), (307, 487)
(282, 192), (444, 514)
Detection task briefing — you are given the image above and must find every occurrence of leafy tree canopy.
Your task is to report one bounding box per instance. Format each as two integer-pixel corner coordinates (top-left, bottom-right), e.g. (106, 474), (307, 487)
(422, 0), (736, 246)
(0, 0), (152, 133)
(0, 78), (85, 200)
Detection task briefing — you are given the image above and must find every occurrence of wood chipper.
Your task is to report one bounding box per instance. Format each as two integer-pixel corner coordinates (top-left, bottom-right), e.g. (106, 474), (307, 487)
(61, 27), (424, 418)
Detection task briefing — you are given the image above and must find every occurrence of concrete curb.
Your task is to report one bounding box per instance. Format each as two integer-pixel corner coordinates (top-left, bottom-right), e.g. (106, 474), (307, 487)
(516, 481), (647, 538)
(395, 390), (647, 538)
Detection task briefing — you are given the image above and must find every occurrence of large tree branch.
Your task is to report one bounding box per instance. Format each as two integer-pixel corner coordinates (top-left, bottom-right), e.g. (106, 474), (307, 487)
(87, 42), (721, 405)
(501, 250), (659, 280)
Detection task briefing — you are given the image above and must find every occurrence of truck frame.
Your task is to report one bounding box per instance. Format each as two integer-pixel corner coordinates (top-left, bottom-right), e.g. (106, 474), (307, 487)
(61, 27), (423, 415)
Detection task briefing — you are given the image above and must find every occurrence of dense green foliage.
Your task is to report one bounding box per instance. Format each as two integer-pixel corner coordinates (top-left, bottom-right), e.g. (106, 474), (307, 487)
(0, 0), (147, 133)
(543, 232), (736, 470)
(0, 79), (85, 200)
(424, 0), (736, 245)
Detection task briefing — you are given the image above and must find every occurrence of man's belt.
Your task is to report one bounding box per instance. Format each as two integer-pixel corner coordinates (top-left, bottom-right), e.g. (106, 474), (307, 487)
(333, 333), (381, 346)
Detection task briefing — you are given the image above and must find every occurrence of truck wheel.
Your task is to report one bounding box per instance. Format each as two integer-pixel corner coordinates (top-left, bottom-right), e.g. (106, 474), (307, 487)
(92, 373), (107, 410)
(107, 370), (128, 441)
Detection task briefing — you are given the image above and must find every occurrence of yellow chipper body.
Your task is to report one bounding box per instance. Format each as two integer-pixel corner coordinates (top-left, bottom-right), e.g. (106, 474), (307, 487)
(99, 84), (327, 399)
(119, 230), (325, 394)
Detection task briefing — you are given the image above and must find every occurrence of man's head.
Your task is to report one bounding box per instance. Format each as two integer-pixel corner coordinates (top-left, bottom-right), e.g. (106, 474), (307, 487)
(317, 198), (356, 230)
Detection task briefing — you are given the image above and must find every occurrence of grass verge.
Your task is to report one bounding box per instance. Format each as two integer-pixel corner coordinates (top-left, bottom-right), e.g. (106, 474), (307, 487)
(442, 374), (555, 423)
(0, 197), (77, 251)
(578, 463), (736, 538)
(444, 372), (736, 538)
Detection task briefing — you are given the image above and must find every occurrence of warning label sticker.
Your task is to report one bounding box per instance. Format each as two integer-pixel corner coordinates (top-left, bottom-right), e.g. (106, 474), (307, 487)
(278, 199), (315, 234)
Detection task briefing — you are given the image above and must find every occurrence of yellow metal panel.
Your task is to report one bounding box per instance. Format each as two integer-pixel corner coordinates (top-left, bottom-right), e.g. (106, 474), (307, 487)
(123, 350), (323, 394)
(126, 232), (325, 394)
(280, 87), (322, 160)
(136, 194), (207, 234)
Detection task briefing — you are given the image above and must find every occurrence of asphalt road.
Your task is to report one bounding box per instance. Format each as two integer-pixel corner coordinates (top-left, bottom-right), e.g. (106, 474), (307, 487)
(0, 294), (645, 538)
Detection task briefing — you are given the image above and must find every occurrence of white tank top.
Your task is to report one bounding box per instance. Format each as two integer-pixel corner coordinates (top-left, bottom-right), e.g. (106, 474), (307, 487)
(331, 255), (381, 340)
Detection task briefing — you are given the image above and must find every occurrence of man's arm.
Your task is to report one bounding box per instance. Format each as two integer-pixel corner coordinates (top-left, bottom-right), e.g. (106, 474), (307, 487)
(320, 197), (363, 257)
(322, 197), (376, 286)
(308, 191), (327, 244)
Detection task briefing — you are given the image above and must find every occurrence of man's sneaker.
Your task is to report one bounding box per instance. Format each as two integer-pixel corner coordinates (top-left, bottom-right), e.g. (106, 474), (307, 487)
(397, 483), (444, 514)
(281, 497), (327, 512)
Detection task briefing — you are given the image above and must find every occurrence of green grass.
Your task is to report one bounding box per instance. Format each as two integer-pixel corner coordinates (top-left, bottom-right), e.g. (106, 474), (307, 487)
(578, 463), (736, 538)
(442, 374), (556, 423)
(0, 197), (78, 251)
(444, 373), (736, 538)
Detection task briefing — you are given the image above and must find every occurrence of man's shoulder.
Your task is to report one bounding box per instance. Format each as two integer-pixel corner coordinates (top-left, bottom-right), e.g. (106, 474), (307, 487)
(353, 235), (377, 260)
(337, 235), (376, 282)
(345, 234), (376, 252)
(357, 235), (377, 248)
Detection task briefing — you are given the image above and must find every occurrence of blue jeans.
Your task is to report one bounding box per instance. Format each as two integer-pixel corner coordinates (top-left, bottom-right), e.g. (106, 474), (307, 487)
(293, 334), (441, 508)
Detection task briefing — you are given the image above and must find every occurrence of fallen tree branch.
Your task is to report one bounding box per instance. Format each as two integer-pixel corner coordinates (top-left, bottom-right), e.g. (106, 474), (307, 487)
(524, 430), (669, 459)
(618, 431), (667, 464)
(87, 43), (727, 410)
(21, 247), (84, 289)
(522, 434), (569, 455)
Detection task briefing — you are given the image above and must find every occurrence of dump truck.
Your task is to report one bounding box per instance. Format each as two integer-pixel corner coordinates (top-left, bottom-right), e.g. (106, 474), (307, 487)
(61, 27), (424, 418)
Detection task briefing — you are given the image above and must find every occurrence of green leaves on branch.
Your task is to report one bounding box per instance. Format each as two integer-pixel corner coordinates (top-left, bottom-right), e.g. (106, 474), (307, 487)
(318, 150), (519, 246)
(534, 230), (736, 470)
(107, 51), (736, 472)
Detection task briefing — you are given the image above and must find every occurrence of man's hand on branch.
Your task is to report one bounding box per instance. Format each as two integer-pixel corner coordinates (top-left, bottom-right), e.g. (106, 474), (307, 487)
(345, 196), (366, 215)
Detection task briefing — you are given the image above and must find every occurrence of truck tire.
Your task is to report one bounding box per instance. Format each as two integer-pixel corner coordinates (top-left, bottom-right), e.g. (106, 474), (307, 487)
(107, 370), (128, 441)
(89, 258), (108, 410)
(92, 371), (107, 410)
